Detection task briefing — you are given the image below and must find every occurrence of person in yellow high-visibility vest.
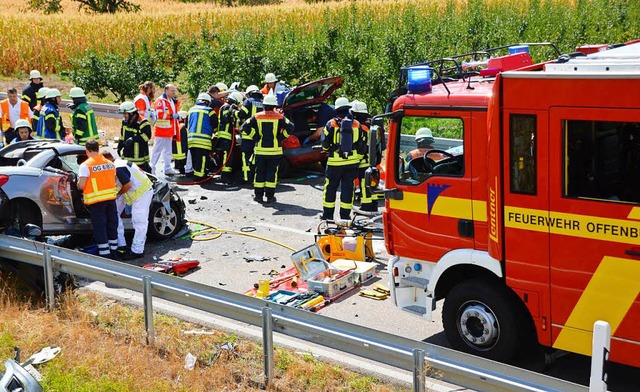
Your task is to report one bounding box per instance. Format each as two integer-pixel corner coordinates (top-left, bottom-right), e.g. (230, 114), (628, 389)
(101, 148), (153, 260)
(77, 139), (119, 259)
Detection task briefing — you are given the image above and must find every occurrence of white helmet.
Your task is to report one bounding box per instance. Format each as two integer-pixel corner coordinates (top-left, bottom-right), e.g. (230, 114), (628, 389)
(227, 91), (244, 104)
(45, 88), (61, 99)
(215, 82), (228, 92)
(118, 101), (137, 114)
(415, 127), (434, 146)
(264, 73), (277, 83)
(351, 100), (368, 114)
(263, 94), (278, 106)
(334, 97), (351, 110)
(245, 85), (260, 94)
(36, 87), (49, 99)
(14, 119), (32, 130)
(197, 92), (212, 103)
(29, 70), (42, 80)
(69, 87), (85, 98)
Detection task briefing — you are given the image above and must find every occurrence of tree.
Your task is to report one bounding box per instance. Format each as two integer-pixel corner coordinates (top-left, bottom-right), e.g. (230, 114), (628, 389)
(28, 0), (139, 14)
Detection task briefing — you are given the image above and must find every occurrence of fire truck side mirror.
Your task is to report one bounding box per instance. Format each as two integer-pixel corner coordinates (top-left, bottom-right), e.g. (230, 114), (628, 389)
(368, 125), (379, 167)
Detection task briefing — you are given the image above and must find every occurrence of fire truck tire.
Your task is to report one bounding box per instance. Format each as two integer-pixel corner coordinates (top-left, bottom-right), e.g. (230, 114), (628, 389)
(442, 279), (527, 362)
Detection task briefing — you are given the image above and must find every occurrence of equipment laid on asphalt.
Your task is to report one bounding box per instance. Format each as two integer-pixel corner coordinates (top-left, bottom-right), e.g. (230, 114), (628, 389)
(142, 257), (200, 275)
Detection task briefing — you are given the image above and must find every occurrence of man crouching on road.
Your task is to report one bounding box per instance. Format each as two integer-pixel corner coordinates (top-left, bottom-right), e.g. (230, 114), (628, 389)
(101, 148), (153, 260)
(77, 139), (119, 259)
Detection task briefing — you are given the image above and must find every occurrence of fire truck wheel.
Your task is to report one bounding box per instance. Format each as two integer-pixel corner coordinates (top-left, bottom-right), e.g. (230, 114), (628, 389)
(442, 279), (525, 362)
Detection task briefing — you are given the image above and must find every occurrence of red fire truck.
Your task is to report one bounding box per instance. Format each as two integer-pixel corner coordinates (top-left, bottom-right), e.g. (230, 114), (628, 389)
(365, 41), (640, 366)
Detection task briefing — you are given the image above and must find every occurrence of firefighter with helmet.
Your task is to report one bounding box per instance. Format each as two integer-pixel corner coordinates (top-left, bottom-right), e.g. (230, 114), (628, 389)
(36, 88), (66, 140)
(261, 73), (278, 95)
(218, 91), (244, 184)
(69, 87), (99, 146)
(22, 70), (44, 110)
(237, 85), (264, 183)
(187, 93), (218, 179)
(117, 101), (152, 173)
(351, 100), (377, 212)
(241, 94), (294, 203)
(406, 127), (443, 163)
(10, 119), (34, 144)
(320, 97), (364, 220)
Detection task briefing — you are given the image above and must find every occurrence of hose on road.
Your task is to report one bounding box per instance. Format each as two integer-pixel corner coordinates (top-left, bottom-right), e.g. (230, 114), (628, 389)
(187, 219), (296, 252)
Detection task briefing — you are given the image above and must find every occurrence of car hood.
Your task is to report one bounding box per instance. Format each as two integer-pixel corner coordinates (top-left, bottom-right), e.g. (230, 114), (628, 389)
(0, 166), (43, 176)
(283, 76), (344, 110)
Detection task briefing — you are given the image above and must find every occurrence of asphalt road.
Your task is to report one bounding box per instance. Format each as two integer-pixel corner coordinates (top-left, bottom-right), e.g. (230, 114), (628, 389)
(123, 167), (640, 391)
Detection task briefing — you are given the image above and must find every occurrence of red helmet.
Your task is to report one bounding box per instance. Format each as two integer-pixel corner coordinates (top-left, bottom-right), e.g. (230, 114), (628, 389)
(282, 135), (300, 149)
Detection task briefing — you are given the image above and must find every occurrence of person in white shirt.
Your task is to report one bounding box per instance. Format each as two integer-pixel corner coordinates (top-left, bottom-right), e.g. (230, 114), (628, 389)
(1, 88), (32, 145)
(101, 148), (153, 260)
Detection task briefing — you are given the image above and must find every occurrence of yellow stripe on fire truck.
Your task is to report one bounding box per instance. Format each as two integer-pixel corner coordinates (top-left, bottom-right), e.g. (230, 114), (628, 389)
(552, 256), (640, 356)
(389, 192), (488, 222)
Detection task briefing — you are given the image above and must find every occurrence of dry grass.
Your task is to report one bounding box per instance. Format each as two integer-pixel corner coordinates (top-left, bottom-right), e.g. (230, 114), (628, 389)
(0, 273), (406, 391)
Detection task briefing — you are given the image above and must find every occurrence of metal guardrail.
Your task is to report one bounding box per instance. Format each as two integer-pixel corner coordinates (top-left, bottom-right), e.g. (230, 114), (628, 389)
(0, 92), (121, 119)
(0, 234), (587, 392)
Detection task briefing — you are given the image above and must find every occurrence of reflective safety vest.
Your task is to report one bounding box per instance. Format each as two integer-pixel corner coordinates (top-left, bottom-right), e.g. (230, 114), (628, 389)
(1, 99), (30, 131)
(120, 118), (151, 165)
(82, 155), (117, 205)
(187, 104), (216, 150)
(134, 93), (157, 125)
(239, 98), (264, 143)
(323, 118), (362, 166)
(154, 95), (180, 138)
(71, 101), (99, 145)
(218, 103), (237, 141)
(115, 159), (152, 204)
(242, 110), (293, 156)
(36, 103), (63, 140)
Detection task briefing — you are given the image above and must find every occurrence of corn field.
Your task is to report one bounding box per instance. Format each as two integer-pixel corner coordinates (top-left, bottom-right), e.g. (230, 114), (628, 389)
(2, 0), (639, 112)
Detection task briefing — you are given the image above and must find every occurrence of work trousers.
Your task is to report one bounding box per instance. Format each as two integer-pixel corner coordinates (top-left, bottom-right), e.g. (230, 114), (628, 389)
(241, 140), (255, 183)
(322, 164), (358, 220)
(358, 166), (377, 212)
(219, 138), (235, 183)
(254, 154), (281, 198)
(150, 136), (173, 174)
(190, 147), (211, 178)
(116, 189), (153, 254)
(87, 200), (118, 257)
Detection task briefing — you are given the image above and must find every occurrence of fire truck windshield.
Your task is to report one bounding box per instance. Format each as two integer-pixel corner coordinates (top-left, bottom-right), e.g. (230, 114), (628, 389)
(397, 116), (464, 185)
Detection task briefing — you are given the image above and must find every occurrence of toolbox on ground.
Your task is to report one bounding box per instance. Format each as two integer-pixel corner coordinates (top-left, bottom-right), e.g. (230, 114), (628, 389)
(330, 259), (376, 284)
(292, 243), (356, 299)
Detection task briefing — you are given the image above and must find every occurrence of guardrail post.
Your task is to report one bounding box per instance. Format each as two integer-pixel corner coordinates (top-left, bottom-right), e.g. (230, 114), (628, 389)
(143, 276), (155, 346)
(43, 247), (55, 311)
(589, 321), (610, 392)
(262, 307), (274, 387)
(413, 348), (426, 392)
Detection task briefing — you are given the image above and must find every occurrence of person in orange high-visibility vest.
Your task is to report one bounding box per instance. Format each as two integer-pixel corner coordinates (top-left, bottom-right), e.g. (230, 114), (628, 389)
(77, 139), (119, 259)
(0, 88), (32, 146)
(150, 84), (180, 176)
(134, 81), (157, 125)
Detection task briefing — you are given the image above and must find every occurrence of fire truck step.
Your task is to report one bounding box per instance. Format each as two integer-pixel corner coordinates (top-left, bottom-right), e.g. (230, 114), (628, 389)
(402, 305), (427, 315)
(400, 276), (429, 289)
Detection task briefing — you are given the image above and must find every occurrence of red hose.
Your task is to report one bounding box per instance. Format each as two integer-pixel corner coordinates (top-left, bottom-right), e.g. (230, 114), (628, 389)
(175, 131), (236, 186)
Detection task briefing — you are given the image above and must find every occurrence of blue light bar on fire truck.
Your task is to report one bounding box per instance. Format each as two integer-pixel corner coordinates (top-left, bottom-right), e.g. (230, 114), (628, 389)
(407, 66), (432, 94)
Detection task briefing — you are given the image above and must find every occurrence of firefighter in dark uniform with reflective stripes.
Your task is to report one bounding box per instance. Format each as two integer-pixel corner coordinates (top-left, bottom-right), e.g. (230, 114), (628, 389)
(218, 91), (243, 184)
(351, 100), (377, 212)
(187, 93), (218, 179)
(241, 94), (294, 204)
(321, 97), (363, 220)
(117, 101), (152, 173)
(69, 87), (99, 146)
(237, 85), (264, 183)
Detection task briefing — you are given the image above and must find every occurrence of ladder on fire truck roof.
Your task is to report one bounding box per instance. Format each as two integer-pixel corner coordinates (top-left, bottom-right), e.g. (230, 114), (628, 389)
(544, 41), (640, 73)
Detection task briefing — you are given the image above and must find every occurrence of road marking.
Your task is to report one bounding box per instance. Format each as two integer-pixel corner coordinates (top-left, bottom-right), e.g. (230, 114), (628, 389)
(255, 222), (315, 237)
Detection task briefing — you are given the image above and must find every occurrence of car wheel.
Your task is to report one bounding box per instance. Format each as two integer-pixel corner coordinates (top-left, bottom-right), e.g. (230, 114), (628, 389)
(148, 201), (182, 241)
(442, 279), (528, 362)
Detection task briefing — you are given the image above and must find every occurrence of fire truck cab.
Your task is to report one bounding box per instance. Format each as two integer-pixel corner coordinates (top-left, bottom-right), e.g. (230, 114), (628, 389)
(367, 42), (640, 366)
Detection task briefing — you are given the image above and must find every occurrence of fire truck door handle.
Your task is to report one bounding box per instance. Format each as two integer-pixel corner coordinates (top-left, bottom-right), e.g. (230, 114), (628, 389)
(625, 249), (640, 257)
